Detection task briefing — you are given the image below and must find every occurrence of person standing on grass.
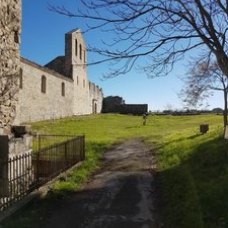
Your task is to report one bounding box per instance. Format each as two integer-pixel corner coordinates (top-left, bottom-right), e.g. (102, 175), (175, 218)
(142, 113), (148, 126)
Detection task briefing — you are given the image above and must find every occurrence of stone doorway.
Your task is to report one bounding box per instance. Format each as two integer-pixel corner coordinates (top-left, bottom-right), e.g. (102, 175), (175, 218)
(92, 99), (97, 114)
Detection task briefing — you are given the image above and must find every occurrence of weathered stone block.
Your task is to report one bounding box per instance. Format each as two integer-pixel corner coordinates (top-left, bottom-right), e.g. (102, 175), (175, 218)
(200, 124), (209, 134)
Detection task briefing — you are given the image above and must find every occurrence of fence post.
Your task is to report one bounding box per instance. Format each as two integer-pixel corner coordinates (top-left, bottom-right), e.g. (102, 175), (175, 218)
(38, 134), (41, 151)
(82, 135), (85, 160)
(65, 141), (67, 166)
(0, 136), (9, 197)
(36, 150), (40, 183)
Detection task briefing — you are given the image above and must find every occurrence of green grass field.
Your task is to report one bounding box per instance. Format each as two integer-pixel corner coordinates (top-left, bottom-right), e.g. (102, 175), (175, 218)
(2, 114), (228, 228)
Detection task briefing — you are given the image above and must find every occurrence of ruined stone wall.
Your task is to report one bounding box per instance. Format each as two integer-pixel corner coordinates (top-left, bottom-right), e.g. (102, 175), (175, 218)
(102, 96), (125, 113)
(119, 104), (148, 115)
(14, 58), (74, 123)
(13, 28), (103, 124)
(102, 96), (147, 115)
(0, 0), (21, 134)
(89, 83), (103, 113)
(96, 89), (103, 113)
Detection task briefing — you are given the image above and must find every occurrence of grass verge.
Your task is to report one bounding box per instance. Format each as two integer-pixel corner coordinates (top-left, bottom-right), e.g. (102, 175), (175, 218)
(1, 114), (228, 227)
(156, 127), (228, 227)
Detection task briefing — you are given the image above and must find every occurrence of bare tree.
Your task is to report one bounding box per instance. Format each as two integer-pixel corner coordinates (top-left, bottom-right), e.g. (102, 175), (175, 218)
(50, 0), (228, 78)
(180, 60), (228, 127)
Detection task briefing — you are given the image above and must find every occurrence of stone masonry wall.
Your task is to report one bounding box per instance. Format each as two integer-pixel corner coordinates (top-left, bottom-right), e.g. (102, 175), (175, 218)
(14, 58), (74, 123)
(13, 28), (103, 124)
(65, 29), (103, 115)
(0, 0), (21, 134)
(89, 82), (103, 113)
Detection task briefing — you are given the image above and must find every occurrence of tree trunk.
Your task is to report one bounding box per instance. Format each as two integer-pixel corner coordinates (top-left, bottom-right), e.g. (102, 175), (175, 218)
(223, 91), (228, 130)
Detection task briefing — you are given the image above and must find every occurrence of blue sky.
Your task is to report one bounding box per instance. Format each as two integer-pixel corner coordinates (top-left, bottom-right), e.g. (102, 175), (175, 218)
(21, 0), (223, 111)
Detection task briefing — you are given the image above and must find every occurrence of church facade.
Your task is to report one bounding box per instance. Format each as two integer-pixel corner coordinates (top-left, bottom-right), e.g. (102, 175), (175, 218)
(14, 29), (103, 124)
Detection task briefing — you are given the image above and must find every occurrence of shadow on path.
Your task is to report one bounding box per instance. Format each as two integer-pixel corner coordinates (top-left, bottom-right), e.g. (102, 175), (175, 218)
(43, 139), (157, 228)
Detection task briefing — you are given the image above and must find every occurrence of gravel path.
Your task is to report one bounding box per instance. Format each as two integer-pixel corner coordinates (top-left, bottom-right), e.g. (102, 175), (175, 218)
(43, 139), (157, 228)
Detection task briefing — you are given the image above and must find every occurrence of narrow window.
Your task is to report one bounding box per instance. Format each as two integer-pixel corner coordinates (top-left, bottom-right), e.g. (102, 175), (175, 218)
(71, 65), (73, 78)
(83, 79), (85, 88)
(75, 39), (78, 56)
(77, 76), (79, 85)
(61, 82), (65, 96)
(79, 44), (82, 60)
(14, 31), (19, 43)
(19, 68), (23, 89)
(41, 75), (46, 93)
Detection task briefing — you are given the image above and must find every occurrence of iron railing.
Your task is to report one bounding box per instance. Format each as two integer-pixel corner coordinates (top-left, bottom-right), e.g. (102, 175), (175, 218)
(0, 135), (85, 213)
(33, 135), (85, 185)
(0, 152), (33, 212)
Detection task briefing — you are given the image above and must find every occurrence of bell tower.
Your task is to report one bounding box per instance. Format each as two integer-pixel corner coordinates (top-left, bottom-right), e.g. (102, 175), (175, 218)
(64, 29), (90, 114)
(65, 29), (86, 79)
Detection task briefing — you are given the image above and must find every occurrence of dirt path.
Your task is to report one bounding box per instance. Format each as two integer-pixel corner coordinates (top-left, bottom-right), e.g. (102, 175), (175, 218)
(43, 139), (157, 228)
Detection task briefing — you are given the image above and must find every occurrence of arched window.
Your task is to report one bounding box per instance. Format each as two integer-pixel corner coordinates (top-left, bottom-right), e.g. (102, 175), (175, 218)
(77, 76), (79, 85)
(41, 75), (46, 93)
(61, 82), (65, 96)
(19, 68), (23, 89)
(75, 39), (78, 56)
(79, 44), (82, 60)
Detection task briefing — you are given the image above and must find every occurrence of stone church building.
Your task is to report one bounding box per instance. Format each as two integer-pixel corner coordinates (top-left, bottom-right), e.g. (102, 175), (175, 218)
(14, 29), (103, 124)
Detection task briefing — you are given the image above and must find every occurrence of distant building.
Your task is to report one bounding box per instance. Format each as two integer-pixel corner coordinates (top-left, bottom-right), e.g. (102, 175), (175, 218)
(102, 96), (148, 115)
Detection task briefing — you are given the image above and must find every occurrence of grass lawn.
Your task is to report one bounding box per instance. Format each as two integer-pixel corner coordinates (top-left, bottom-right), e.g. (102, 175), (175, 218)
(2, 114), (228, 228)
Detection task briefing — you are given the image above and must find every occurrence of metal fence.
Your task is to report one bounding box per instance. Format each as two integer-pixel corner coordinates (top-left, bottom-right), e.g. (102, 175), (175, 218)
(0, 152), (33, 212)
(33, 135), (85, 185)
(32, 134), (78, 152)
(0, 135), (85, 213)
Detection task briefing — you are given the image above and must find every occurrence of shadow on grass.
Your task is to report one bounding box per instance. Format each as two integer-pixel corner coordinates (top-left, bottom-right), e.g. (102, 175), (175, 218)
(157, 135), (228, 228)
(0, 141), (110, 228)
(2, 134), (228, 228)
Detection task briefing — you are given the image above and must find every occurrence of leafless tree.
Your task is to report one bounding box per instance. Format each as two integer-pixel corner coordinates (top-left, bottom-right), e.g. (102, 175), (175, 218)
(180, 59), (228, 127)
(50, 0), (228, 78)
